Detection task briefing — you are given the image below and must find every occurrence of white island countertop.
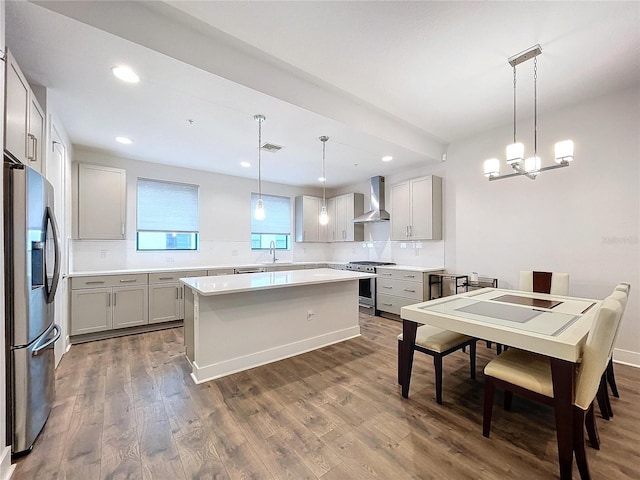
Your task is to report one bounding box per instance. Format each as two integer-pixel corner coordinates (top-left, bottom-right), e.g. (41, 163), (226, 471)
(181, 268), (375, 296)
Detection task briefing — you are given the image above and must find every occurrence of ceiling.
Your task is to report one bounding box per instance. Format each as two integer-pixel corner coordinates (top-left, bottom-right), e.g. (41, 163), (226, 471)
(6, 1), (640, 188)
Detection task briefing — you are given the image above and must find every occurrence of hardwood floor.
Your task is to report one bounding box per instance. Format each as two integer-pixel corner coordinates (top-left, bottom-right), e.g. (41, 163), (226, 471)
(13, 314), (640, 479)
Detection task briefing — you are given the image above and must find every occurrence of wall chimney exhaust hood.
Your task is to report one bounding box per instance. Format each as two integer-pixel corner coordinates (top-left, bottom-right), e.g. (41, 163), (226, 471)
(352, 176), (390, 223)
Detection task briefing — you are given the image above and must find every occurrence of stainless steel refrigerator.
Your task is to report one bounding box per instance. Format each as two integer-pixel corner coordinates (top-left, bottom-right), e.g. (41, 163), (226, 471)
(4, 157), (61, 456)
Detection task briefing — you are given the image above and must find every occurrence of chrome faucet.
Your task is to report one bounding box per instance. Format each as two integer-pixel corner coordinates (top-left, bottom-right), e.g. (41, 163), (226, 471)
(269, 240), (277, 263)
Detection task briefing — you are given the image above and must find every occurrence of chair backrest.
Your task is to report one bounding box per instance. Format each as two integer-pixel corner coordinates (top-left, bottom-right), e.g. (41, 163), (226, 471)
(519, 271), (569, 295)
(615, 282), (631, 295)
(574, 297), (623, 410)
(607, 288), (629, 359)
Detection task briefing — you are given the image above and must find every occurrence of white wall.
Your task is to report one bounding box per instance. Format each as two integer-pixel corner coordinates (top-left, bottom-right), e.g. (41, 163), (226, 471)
(71, 148), (329, 271)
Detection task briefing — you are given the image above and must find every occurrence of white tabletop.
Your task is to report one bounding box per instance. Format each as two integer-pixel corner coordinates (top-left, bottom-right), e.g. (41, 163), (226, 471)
(401, 288), (600, 363)
(181, 268), (376, 296)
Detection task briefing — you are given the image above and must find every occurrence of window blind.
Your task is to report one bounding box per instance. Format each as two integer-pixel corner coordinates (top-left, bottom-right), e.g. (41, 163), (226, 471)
(137, 178), (199, 232)
(251, 193), (291, 234)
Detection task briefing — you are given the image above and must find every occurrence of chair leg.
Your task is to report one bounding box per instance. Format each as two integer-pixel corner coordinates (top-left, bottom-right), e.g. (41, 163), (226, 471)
(596, 374), (612, 420)
(496, 344), (502, 355)
(483, 376), (495, 437)
(606, 358), (620, 398)
(397, 339), (403, 385)
(573, 406), (591, 480)
(469, 341), (477, 380)
(486, 340), (492, 349)
(503, 390), (513, 411)
(585, 402), (600, 450)
(434, 355), (443, 405)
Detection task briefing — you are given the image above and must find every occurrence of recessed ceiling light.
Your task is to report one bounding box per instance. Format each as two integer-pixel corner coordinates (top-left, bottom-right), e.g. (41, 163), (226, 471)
(382, 155), (393, 162)
(116, 136), (132, 145)
(318, 176), (326, 183)
(240, 161), (251, 168)
(112, 65), (140, 83)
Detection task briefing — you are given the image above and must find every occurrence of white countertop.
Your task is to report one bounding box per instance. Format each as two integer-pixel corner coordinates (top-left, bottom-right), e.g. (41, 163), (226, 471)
(376, 265), (444, 273)
(181, 268), (376, 296)
(69, 261), (330, 277)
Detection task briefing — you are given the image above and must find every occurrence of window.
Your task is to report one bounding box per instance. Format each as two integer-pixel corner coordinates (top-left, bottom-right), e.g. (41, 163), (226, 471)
(137, 178), (199, 251)
(251, 193), (291, 250)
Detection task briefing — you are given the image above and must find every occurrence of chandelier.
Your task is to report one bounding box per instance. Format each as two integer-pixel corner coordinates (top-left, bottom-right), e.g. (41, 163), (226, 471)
(484, 45), (574, 181)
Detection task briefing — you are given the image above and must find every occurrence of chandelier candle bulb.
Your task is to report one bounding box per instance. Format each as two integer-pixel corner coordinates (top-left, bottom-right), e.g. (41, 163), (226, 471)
(484, 158), (500, 178)
(554, 140), (575, 163)
(506, 142), (525, 164)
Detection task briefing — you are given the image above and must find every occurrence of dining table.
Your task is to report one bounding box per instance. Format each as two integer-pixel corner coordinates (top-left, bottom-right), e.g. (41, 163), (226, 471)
(400, 287), (601, 480)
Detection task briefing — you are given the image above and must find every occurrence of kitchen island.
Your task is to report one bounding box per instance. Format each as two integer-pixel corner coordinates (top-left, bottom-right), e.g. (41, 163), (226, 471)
(180, 268), (376, 384)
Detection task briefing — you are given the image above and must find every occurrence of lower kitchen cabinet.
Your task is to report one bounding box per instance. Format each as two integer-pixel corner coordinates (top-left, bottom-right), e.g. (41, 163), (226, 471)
(70, 274), (149, 336)
(376, 267), (440, 315)
(71, 284), (149, 335)
(148, 270), (207, 324)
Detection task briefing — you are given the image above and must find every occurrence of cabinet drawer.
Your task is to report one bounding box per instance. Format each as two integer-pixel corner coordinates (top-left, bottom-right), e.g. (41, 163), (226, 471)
(207, 268), (235, 276)
(149, 270), (207, 284)
(72, 273), (148, 289)
(377, 278), (424, 301)
(376, 268), (424, 283)
(376, 294), (421, 316)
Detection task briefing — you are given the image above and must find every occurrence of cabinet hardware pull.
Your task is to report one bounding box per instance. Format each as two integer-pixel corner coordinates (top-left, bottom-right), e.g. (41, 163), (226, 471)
(404, 289), (416, 293)
(159, 277), (174, 280)
(403, 275), (416, 278)
(86, 281), (105, 285)
(382, 286), (392, 289)
(107, 293), (110, 307)
(180, 287), (183, 299)
(27, 133), (36, 161)
(113, 293), (116, 306)
(382, 302), (393, 306)
(121, 223), (125, 236)
(381, 273), (392, 276)
(176, 287), (179, 299)
(409, 225), (413, 237)
(406, 225), (409, 237)
(120, 279), (136, 283)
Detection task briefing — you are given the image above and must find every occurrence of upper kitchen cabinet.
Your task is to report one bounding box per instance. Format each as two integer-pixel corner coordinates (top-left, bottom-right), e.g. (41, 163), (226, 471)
(295, 195), (323, 242)
(328, 192), (364, 242)
(4, 49), (46, 173)
(77, 163), (126, 239)
(390, 175), (442, 241)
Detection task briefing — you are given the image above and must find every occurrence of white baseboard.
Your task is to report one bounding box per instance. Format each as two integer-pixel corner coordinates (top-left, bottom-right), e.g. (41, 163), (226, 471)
(613, 348), (640, 368)
(0, 446), (15, 480)
(191, 327), (361, 384)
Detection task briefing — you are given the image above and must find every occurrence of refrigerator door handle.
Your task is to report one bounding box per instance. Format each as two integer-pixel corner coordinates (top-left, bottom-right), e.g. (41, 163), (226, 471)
(45, 206), (61, 304)
(32, 324), (61, 356)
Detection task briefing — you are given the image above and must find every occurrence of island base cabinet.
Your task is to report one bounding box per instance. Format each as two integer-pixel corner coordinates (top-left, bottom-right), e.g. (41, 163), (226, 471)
(70, 288), (112, 335)
(149, 283), (182, 324)
(112, 286), (149, 329)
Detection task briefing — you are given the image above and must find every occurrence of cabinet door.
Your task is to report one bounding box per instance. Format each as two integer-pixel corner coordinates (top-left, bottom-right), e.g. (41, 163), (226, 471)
(409, 176), (433, 239)
(78, 164), (126, 239)
(326, 196), (337, 242)
(112, 285), (148, 328)
(28, 96), (45, 174)
(5, 51), (29, 164)
(296, 195), (320, 242)
(149, 283), (182, 324)
(335, 194), (347, 241)
(390, 181), (410, 240)
(71, 288), (112, 335)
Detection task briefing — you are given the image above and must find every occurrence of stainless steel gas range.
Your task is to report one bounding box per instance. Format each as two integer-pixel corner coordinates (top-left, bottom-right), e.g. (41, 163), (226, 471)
(344, 261), (396, 313)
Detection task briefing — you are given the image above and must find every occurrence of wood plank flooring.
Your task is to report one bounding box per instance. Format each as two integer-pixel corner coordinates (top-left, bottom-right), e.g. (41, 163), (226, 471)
(12, 314), (640, 479)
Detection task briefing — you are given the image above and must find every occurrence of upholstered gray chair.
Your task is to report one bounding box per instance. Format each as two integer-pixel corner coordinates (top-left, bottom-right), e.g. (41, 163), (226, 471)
(398, 325), (477, 405)
(482, 296), (623, 478)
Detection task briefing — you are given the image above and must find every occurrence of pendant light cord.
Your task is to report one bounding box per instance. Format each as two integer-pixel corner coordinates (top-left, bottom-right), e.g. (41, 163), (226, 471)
(322, 139), (326, 204)
(533, 57), (538, 156)
(258, 117), (262, 198)
(513, 65), (517, 144)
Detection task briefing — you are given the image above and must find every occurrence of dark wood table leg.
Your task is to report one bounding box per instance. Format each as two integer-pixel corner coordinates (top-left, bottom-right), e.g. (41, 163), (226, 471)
(550, 358), (577, 480)
(401, 319), (418, 398)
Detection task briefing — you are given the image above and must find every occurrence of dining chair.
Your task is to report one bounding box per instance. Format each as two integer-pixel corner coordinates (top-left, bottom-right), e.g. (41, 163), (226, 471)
(596, 287), (629, 419)
(398, 326), (477, 404)
(519, 270), (570, 295)
(482, 296), (623, 479)
(608, 283), (631, 398)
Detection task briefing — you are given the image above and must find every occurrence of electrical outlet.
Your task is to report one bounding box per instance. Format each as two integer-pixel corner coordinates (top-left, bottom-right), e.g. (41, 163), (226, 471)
(100, 250), (108, 259)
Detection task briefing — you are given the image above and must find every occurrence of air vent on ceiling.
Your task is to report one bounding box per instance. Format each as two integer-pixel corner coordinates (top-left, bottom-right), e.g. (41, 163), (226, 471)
(261, 142), (284, 153)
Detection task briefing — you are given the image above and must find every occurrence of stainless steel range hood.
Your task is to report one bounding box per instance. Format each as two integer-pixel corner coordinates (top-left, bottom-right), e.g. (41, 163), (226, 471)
(352, 176), (390, 223)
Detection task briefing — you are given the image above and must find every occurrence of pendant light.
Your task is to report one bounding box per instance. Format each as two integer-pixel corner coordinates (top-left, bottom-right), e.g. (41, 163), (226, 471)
(254, 114), (266, 220)
(318, 136), (329, 225)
